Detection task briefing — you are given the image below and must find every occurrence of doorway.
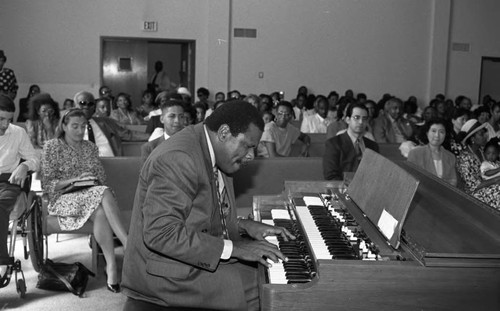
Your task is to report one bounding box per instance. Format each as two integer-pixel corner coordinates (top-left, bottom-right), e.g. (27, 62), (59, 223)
(479, 56), (500, 104)
(101, 37), (195, 108)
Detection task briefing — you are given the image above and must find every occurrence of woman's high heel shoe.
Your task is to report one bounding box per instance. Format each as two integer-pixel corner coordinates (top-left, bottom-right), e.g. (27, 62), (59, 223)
(107, 283), (121, 293)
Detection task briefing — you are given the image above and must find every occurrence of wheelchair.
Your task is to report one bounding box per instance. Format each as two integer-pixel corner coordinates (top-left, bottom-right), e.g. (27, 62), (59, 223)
(0, 174), (37, 298)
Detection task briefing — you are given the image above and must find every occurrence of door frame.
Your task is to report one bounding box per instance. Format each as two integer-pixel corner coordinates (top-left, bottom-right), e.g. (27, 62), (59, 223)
(478, 56), (500, 104)
(100, 36), (196, 97)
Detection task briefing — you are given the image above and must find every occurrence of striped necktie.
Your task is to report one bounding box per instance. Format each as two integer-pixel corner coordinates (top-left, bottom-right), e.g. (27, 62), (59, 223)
(213, 167), (230, 239)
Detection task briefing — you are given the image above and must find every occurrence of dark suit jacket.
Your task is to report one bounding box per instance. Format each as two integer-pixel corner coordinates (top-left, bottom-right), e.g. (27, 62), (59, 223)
(122, 124), (249, 310)
(146, 115), (162, 134)
(140, 136), (166, 164)
(373, 114), (413, 143)
(92, 117), (148, 156)
(323, 132), (379, 180)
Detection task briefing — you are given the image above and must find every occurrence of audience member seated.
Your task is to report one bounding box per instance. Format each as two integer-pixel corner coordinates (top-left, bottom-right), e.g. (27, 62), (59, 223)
(195, 87), (213, 113)
(413, 106), (437, 145)
(244, 94), (260, 111)
(480, 140), (500, 180)
(136, 89), (157, 120)
(455, 95), (472, 112)
(59, 98), (75, 117)
(449, 108), (470, 156)
(74, 91), (149, 157)
(258, 94), (273, 115)
(326, 97), (353, 140)
(258, 101), (310, 158)
(110, 92), (144, 125)
(26, 93), (60, 152)
(177, 86), (192, 105)
(487, 102), (500, 135)
(300, 95), (330, 133)
(403, 96), (421, 124)
(183, 105), (196, 127)
(293, 93), (306, 121)
(145, 99), (185, 141)
(193, 102), (207, 124)
(323, 103), (379, 180)
(214, 91), (225, 102)
(262, 110), (274, 124)
(41, 108), (128, 292)
(99, 85), (115, 109)
(364, 99), (377, 135)
(17, 84), (40, 122)
(0, 95), (40, 279)
(373, 96), (414, 143)
(142, 100), (185, 163)
(407, 119), (457, 186)
(93, 97), (111, 118)
(456, 119), (500, 211)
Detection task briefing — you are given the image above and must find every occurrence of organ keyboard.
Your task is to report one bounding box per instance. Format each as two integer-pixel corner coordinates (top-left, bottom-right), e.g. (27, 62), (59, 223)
(254, 150), (500, 311)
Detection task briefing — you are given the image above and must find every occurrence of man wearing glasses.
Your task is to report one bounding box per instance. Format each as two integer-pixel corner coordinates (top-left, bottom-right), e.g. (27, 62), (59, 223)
(259, 101), (310, 157)
(73, 91), (149, 156)
(323, 103), (379, 180)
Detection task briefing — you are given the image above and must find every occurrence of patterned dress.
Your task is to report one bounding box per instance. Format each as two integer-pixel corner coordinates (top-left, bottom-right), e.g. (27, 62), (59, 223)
(41, 138), (109, 230)
(456, 147), (500, 211)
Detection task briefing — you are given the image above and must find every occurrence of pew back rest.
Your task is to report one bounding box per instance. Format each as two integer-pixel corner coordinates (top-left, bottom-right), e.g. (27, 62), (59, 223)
(100, 156), (143, 229)
(233, 157), (324, 210)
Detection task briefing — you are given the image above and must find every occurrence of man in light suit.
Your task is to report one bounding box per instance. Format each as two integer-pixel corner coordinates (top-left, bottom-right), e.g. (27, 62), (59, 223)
(140, 99), (185, 164)
(373, 97), (414, 143)
(122, 101), (294, 311)
(323, 103), (379, 180)
(74, 91), (149, 156)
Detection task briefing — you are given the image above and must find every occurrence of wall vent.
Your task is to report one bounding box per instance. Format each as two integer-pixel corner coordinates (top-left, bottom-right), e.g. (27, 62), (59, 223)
(234, 28), (257, 38)
(452, 42), (471, 52)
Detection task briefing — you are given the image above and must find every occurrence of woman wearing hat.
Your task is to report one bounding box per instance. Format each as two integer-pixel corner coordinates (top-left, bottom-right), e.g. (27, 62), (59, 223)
(456, 119), (500, 211)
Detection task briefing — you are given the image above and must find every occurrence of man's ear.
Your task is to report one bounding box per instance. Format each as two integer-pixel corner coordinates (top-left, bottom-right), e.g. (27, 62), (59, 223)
(217, 124), (230, 141)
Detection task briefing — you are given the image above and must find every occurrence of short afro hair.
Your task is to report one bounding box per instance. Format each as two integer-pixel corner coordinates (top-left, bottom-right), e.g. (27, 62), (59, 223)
(205, 100), (264, 136)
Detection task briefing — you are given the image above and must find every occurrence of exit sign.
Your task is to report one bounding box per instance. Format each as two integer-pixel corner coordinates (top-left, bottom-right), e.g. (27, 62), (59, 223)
(143, 21), (158, 32)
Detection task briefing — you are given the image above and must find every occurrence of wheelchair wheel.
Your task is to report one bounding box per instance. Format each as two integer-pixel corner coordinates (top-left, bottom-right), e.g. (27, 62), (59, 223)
(27, 195), (44, 272)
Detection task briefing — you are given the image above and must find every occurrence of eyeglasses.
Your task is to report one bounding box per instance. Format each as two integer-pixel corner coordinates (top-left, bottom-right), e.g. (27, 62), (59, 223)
(351, 115), (368, 121)
(277, 112), (292, 118)
(79, 101), (95, 107)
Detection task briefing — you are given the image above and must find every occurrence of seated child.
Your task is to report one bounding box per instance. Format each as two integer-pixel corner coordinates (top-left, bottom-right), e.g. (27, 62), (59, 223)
(480, 141), (500, 180)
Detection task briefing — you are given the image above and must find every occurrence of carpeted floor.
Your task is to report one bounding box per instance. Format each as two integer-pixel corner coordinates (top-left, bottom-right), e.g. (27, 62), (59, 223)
(0, 234), (127, 311)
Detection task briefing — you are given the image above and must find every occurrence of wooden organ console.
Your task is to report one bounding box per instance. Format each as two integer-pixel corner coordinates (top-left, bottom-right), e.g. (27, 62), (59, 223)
(253, 150), (500, 311)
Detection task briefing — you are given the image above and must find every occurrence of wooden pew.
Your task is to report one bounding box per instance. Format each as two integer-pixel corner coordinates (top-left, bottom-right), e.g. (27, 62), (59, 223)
(233, 157), (324, 215)
(122, 141), (144, 157)
(100, 157), (143, 230)
(123, 124), (147, 133)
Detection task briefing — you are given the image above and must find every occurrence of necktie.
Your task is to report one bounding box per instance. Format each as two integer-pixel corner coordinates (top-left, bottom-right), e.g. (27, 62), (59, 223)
(87, 123), (95, 143)
(213, 167), (230, 239)
(354, 138), (362, 170)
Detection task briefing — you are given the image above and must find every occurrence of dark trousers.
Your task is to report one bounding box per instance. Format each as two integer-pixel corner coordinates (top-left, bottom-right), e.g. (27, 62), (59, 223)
(0, 182), (21, 259)
(123, 261), (259, 311)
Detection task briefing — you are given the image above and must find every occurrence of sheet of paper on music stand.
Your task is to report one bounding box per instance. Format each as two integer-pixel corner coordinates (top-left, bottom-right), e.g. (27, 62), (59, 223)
(378, 209), (398, 241)
(348, 149), (419, 249)
(303, 196), (323, 206)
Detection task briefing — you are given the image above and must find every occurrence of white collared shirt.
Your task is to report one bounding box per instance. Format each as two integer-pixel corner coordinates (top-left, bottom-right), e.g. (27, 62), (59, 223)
(203, 125), (233, 259)
(0, 123), (40, 173)
(85, 119), (114, 157)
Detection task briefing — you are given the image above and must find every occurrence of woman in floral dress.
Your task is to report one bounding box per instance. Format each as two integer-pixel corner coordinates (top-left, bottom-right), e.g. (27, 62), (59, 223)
(456, 119), (500, 211)
(41, 108), (128, 293)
